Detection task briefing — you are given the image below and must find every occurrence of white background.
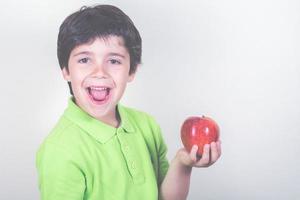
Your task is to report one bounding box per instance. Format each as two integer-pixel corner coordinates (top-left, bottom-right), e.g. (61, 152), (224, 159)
(1, 0), (300, 199)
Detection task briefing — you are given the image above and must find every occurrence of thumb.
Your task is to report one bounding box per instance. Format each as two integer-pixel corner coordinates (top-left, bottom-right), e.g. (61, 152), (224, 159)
(190, 145), (198, 162)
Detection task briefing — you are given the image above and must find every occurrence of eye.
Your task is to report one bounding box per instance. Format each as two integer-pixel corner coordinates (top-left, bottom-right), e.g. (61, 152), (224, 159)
(109, 59), (121, 65)
(78, 57), (90, 64)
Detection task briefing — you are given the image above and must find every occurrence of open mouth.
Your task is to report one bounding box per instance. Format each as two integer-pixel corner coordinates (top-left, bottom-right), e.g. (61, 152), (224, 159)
(87, 86), (111, 105)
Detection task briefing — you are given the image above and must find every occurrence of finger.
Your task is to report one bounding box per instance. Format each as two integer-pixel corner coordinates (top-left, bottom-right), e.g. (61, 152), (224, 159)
(190, 145), (198, 162)
(216, 140), (222, 156)
(196, 144), (210, 167)
(210, 142), (219, 163)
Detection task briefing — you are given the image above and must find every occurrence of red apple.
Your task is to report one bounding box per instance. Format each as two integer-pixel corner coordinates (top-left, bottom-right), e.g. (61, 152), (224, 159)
(181, 116), (220, 156)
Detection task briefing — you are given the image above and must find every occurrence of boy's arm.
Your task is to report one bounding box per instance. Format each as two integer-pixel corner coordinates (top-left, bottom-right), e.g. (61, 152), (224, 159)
(159, 142), (222, 200)
(36, 142), (86, 200)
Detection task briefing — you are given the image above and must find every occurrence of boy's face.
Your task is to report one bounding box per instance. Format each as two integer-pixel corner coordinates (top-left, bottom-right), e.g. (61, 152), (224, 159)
(62, 36), (135, 125)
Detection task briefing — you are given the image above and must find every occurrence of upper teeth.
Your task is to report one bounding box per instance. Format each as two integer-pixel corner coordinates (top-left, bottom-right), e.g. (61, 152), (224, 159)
(90, 87), (107, 91)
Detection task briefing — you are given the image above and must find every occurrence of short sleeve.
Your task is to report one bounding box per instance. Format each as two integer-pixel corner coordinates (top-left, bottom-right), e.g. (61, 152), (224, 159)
(154, 122), (170, 186)
(36, 142), (86, 200)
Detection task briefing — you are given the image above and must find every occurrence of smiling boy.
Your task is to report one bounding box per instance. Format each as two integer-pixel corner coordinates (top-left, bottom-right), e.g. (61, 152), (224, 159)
(36, 5), (221, 200)
(63, 36), (133, 127)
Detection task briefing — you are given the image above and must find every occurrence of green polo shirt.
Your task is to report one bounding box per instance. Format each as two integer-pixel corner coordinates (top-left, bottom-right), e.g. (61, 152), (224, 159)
(36, 98), (169, 200)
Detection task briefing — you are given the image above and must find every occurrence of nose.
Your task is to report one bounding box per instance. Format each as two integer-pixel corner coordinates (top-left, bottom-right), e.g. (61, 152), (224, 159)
(93, 62), (108, 78)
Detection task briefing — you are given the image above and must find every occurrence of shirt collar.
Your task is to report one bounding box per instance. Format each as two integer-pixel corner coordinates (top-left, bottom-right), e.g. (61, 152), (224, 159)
(117, 104), (135, 133)
(63, 98), (135, 144)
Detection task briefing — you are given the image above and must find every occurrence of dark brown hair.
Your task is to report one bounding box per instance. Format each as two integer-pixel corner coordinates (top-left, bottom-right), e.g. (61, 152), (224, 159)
(57, 5), (142, 94)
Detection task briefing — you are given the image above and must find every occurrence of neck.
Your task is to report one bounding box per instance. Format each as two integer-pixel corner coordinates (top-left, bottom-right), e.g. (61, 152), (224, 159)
(97, 107), (121, 128)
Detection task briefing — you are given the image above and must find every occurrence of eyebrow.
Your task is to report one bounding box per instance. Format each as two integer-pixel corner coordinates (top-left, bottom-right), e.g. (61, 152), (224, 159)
(72, 51), (92, 57)
(108, 53), (126, 58)
(72, 51), (126, 58)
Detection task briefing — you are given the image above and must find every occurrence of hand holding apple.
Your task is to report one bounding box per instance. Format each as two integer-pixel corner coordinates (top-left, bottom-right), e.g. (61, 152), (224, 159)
(181, 116), (220, 156)
(175, 141), (221, 168)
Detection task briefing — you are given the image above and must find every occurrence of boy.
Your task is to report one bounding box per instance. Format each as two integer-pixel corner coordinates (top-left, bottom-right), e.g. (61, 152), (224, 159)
(36, 4), (221, 200)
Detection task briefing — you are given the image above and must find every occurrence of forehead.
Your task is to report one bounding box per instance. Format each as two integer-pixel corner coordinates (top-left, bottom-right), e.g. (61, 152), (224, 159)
(71, 36), (128, 55)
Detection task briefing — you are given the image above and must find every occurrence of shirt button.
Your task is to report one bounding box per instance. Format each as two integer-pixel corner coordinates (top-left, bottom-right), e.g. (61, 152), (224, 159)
(131, 161), (136, 170)
(124, 144), (130, 151)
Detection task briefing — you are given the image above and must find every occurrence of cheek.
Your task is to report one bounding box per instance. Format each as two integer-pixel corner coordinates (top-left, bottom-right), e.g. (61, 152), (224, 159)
(69, 68), (88, 83)
(116, 73), (131, 84)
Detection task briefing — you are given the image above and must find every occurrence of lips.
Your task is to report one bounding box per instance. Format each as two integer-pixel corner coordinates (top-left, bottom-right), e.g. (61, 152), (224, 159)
(87, 86), (111, 104)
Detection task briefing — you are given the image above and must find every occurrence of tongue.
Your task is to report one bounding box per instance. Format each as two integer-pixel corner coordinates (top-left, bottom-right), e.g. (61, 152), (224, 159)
(90, 89), (108, 101)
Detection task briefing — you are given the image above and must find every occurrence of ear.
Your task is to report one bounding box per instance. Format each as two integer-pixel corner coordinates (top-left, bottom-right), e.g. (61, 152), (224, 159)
(127, 72), (136, 82)
(62, 67), (71, 81)
(127, 64), (140, 83)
